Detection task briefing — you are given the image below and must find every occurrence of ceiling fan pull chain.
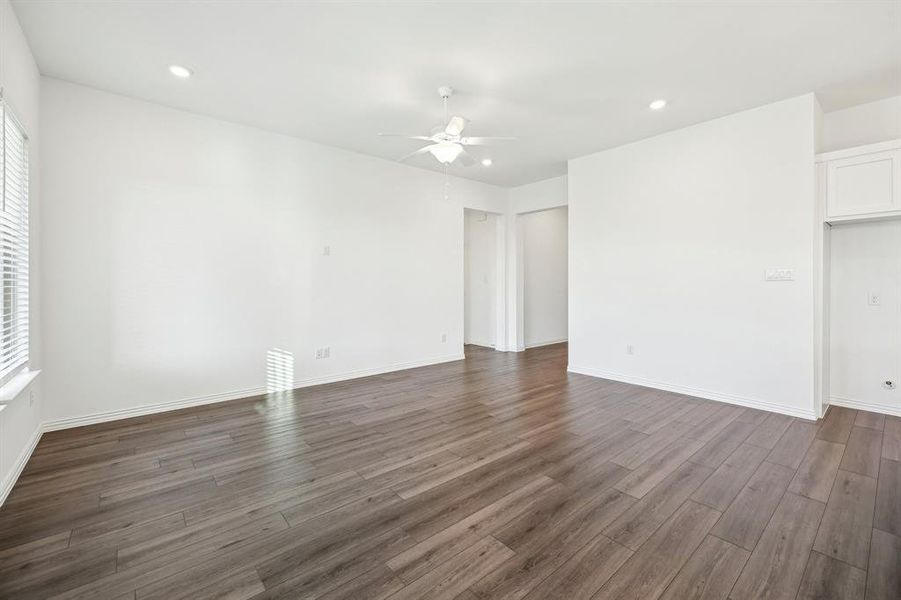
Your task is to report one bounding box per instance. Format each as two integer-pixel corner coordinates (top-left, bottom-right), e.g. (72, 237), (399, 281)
(444, 165), (449, 200)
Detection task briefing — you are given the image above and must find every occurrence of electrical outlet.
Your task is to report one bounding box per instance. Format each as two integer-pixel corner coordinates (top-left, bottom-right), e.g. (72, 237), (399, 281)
(868, 292), (881, 306)
(315, 348), (322, 359)
(323, 245), (331, 256)
(29, 390), (34, 407)
(441, 333), (447, 343)
(626, 344), (634, 355)
(315, 347), (330, 359)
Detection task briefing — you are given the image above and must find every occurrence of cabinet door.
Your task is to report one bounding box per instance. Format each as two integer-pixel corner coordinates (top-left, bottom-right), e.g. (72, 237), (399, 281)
(826, 149), (900, 219)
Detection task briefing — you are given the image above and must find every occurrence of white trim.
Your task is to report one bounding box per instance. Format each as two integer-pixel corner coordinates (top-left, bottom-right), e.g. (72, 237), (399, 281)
(567, 364), (819, 421)
(0, 422), (42, 506)
(42, 385), (266, 432)
(291, 354), (465, 389)
(0, 369), (40, 406)
(43, 353), (465, 432)
(525, 338), (568, 349)
(825, 211), (901, 225)
(815, 138), (901, 163)
(829, 395), (901, 418)
(813, 164), (829, 420)
(493, 213), (508, 355)
(464, 340), (496, 350)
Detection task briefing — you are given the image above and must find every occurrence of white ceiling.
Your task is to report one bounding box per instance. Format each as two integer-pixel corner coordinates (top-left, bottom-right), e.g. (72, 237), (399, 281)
(12, 0), (901, 187)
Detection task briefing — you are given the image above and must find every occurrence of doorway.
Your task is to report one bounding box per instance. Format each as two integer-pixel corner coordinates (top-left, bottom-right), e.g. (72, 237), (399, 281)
(520, 206), (568, 348)
(828, 219), (901, 414)
(464, 209), (501, 350)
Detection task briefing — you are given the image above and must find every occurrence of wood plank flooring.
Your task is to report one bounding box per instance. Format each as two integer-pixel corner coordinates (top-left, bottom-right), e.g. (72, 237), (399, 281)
(0, 343), (899, 599)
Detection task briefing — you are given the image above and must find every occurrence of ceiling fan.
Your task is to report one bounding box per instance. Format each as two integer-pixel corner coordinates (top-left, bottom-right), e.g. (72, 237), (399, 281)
(379, 86), (515, 166)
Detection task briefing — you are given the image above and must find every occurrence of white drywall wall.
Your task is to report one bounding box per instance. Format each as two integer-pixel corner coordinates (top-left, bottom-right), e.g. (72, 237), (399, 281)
(464, 209), (498, 347)
(569, 94), (818, 419)
(829, 220), (901, 415)
(822, 95), (901, 152)
(39, 78), (508, 425)
(509, 175), (568, 213)
(521, 207), (568, 347)
(0, 0), (42, 503)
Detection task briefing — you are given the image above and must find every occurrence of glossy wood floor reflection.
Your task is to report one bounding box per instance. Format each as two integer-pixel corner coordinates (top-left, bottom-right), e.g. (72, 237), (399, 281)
(1, 344), (900, 599)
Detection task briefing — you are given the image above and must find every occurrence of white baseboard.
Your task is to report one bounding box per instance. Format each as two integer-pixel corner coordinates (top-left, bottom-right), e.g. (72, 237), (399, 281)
(567, 364), (818, 421)
(464, 341), (496, 349)
(291, 354), (465, 389)
(42, 384), (268, 432)
(828, 395), (901, 417)
(525, 338), (568, 349)
(43, 353), (465, 432)
(0, 423), (43, 506)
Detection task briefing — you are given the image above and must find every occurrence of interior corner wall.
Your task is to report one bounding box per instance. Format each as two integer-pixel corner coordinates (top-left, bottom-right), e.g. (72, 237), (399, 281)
(568, 94), (818, 419)
(464, 210), (498, 348)
(521, 207), (568, 348)
(0, 0), (42, 502)
(39, 77), (507, 426)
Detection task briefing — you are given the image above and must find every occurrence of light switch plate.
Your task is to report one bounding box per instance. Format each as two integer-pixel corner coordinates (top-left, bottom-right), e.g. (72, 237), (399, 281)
(765, 268), (794, 281)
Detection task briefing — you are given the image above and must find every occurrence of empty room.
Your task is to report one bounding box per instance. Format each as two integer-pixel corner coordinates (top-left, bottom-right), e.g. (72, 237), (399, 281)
(1, 1), (900, 598)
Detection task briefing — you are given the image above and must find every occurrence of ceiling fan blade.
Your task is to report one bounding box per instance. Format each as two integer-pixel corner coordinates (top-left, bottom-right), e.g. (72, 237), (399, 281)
(458, 149), (476, 167)
(397, 145), (434, 162)
(460, 136), (517, 146)
(445, 116), (467, 136)
(378, 133), (433, 141)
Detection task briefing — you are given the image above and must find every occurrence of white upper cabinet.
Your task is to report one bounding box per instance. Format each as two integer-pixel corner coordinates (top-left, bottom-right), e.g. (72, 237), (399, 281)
(819, 140), (901, 222)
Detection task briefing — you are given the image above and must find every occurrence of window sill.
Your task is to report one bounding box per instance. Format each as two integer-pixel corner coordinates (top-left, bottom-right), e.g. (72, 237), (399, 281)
(0, 369), (40, 407)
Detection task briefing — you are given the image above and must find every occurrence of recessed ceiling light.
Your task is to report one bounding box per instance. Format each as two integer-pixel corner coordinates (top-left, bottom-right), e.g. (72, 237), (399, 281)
(649, 99), (667, 111)
(169, 65), (193, 79)
(481, 158), (492, 167)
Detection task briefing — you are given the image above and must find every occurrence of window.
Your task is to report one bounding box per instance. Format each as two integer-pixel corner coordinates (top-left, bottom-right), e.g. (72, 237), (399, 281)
(0, 92), (29, 387)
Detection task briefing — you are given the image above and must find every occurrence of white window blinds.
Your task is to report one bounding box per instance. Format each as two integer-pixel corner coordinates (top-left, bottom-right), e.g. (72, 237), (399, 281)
(0, 92), (29, 385)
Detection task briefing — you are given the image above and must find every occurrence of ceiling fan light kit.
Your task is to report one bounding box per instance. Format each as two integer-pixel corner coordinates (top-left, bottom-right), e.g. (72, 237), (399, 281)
(429, 141), (463, 164)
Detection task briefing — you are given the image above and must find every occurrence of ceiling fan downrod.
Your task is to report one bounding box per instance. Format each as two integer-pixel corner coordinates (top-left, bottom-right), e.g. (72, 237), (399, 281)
(438, 86), (453, 125)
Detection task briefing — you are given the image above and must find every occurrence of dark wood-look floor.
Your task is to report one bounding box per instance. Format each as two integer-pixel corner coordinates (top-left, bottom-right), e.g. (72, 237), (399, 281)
(1, 343), (899, 599)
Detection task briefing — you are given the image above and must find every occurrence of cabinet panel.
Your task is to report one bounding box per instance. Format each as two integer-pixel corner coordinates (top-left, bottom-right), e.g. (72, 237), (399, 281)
(826, 149), (899, 220)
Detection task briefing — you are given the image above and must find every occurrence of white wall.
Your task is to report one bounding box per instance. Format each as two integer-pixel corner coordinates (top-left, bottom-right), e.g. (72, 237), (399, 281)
(821, 95), (901, 152)
(569, 94), (818, 419)
(509, 175), (568, 213)
(40, 78), (507, 425)
(0, 0), (42, 503)
(521, 207), (568, 347)
(829, 220), (901, 415)
(464, 209), (498, 347)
